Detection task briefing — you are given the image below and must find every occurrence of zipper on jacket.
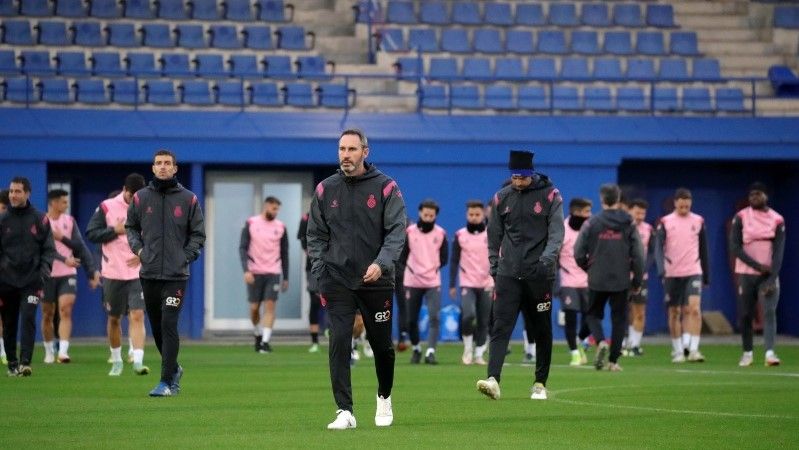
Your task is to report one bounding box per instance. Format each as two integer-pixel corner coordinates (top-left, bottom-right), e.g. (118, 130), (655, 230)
(161, 192), (166, 277)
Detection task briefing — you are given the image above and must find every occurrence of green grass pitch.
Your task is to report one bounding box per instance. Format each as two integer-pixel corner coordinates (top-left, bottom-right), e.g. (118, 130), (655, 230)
(2, 342), (797, 448)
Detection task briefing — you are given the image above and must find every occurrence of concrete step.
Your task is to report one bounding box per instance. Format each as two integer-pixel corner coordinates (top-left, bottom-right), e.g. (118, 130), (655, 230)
(672, 1), (747, 15)
(756, 98), (799, 116)
(291, 0), (334, 11)
(720, 54), (786, 70)
(352, 94), (416, 113)
(295, 10), (356, 36)
(695, 29), (761, 42)
(318, 36), (368, 62)
(702, 41), (779, 56)
(677, 15), (750, 29)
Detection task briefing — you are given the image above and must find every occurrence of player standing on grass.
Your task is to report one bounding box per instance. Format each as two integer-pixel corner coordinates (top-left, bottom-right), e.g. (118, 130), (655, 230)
(298, 210), (325, 353)
(126, 150), (205, 397)
(626, 199), (655, 356)
(240, 196), (289, 354)
(307, 129), (406, 429)
(558, 197), (592, 367)
(729, 182), (785, 367)
(477, 150), (564, 401)
(0, 189), (9, 365)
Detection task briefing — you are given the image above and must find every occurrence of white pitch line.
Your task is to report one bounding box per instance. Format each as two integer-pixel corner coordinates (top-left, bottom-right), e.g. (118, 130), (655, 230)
(550, 397), (798, 420)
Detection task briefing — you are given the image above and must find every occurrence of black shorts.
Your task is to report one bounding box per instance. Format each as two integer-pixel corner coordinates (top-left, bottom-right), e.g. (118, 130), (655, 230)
(559, 287), (588, 312)
(248, 274), (281, 303)
(103, 279), (145, 317)
(664, 275), (702, 307)
(43, 276), (77, 302)
(629, 285), (649, 305)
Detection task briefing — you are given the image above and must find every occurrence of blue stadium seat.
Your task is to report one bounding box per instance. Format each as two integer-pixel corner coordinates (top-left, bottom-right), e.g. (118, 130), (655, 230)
(258, 0), (293, 22)
(284, 82), (315, 107)
(296, 55), (331, 80)
(75, 79), (109, 104)
(560, 57), (590, 80)
(387, 1), (415, 24)
(216, 80), (246, 106)
(420, 1), (448, 25)
(518, 85), (548, 110)
(109, 79), (140, 104)
(683, 87), (712, 112)
(484, 2), (512, 26)
(474, 29), (503, 54)
(506, 30), (533, 54)
(250, 81), (280, 106)
(419, 84), (447, 109)
(56, 0), (88, 17)
(659, 58), (689, 81)
(160, 53), (192, 77)
(548, 3), (578, 27)
(716, 87), (745, 112)
(451, 84), (480, 109)
(636, 32), (666, 56)
(40, 78), (72, 103)
(56, 51), (89, 76)
(124, 0), (154, 18)
(584, 87), (613, 111)
(692, 58), (721, 81)
(191, 0), (220, 20)
(537, 30), (567, 54)
(408, 28), (438, 52)
(224, 0), (254, 21)
(229, 54), (261, 78)
(91, 51), (125, 76)
(527, 57), (556, 80)
(553, 86), (580, 110)
(428, 57), (457, 80)
(774, 6), (799, 29)
(494, 57), (523, 80)
(145, 80), (178, 105)
(646, 4), (675, 28)
(3, 20), (34, 45)
(243, 25), (272, 50)
(180, 80), (213, 105)
(158, 0), (189, 20)
(20, 50), (52, 75)
(485, 84), (514, 109)
(142, 24), (174, 48)
(603, 31), (633, 55)
(515, 4), (545, 26)
(264, 54), (292, 78)
(593, 58), (623, 81)
(395, 56), (421, 80)
(462, 57), (491, 80)
(318, 83), (353, 108)
(125, 52), (158, 77)
(613, 4), (643, 27)
(276, 25), (312, 50)
(441, 29), (470, 53)
(176, 24), (206, 48)
(379, 28), (405, 52)
(617, 87), (647, 111)
(3, 77), (36, 102)
(90, 0), (122, 18)
(653, 87), (679, 111)
(768, 65), (799, 97)
(107, 23), (139, 47)
(0, 0), (15, 16)
(452, 2), (480, 25)
(626, 58), (656, 81)
(21, 0), (52, 16)
(571, 31), (599, 55)
(73, 21), (104, 47)
(37, 21), (70, 46)
(581, 3), (610, 27)
(194, 53), (226, 77)
(209, 25), (241, 49)
(670, 32), (700, 56)
(0, 50), (19, 75)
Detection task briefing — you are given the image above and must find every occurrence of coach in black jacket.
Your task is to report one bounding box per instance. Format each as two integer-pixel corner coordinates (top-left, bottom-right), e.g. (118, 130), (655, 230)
(126, 150), (205, 397)
(575, 183), (644, 372)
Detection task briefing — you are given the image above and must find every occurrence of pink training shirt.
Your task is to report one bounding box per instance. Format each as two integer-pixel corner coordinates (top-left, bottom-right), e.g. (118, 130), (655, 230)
(404, 224), (447, 288)
(246, 215), (286, 275)
(560, 218), (588, 288)
(735, 206), (785, 275)
(454, 227), (493, 289)
(99, 193), (141, 280)
(659, 211), (705, 278)
(50, 213), (78, 278)
(637, 220), (653, 280)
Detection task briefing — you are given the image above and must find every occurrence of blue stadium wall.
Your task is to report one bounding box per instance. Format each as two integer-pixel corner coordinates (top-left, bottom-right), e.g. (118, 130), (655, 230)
(2, 109), (799, 340)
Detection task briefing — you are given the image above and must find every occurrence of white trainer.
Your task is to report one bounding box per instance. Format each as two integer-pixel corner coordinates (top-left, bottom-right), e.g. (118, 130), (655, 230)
(687, 350), (705, 362)
(327, 409), (356, 430)
(765, 354), (781, 367)
(351, 349), (361, 361)
(375, 395), (393, 427)
(671, 351), (686, 363)
(738, 353), (753, 367)
(44, 352), (55, 364)
(476, 376), (501, 400)
(363, 342), (374, 358)
(462, 350), (473, 365)
(530, 382), (547, 400)
(108, 361), (123, 376)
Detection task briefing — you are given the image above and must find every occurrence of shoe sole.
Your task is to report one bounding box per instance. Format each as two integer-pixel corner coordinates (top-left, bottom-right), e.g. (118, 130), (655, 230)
(375, 418), (393, 427)
(134, 367), (151, 375)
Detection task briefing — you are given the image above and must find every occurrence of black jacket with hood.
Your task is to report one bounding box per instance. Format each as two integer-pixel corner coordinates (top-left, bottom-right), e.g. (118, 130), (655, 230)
(0, 200), (56, 289)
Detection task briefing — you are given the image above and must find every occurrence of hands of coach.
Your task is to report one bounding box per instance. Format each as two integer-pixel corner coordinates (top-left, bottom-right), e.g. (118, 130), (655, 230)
(363, 263), (382, 283)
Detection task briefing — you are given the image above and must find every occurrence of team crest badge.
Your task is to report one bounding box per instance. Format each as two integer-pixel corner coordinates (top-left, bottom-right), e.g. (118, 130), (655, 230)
(174, 205), (183, 218)
(367, 194), (377, 209)
(534, 201), (543, 214)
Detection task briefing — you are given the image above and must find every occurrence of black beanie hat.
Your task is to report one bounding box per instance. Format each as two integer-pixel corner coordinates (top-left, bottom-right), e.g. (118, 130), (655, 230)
(509, 150), (534, 177)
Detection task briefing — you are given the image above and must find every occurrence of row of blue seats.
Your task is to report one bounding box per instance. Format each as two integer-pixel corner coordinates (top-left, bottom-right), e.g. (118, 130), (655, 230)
(0, 0), (293, 22)
(365, 1), (676, 29)
(0, 49), (334, 78)
(1, 76), (353, 106)
(774, 6), (799, 29)
(378, 28), (699, 56)
(418, 84), (747, 113)
(1, 19), (314, 50)
(396, 56), (722, 82)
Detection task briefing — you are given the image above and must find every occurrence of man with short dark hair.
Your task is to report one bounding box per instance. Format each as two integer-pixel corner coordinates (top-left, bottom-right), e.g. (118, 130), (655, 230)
(240, 196), (289, 353)
(558, 197), (592, 367)
(0, 189), (8, 365)
(0, 177), (56, 376)
(126, 150), (205, 396)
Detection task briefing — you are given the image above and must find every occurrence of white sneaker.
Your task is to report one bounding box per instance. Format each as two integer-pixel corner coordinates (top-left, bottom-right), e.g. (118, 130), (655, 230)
(530, 382), (547, 400)
(364, 342), (374, 358)
(44, 352), (55, 364)
(108, 361), (123, 376)
(474, 355), (487, 366)
(476, 376), (501, 400)
(351, 349), (361, 361)
(375, 395), (393, 427)
(671, 351), (686, 363)
(765, 354), (781, 367)
(687, 350), (705, 362)
(739, 353), (753, 367)
(462, 350), (473, 365)
(327, 409), (356, 430)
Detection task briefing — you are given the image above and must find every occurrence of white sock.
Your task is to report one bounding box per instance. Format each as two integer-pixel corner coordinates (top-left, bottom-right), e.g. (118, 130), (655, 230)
(571, 349), (579, 356)
(59, 340), (70, 356)
(133, 349), (144, 365)
(522, 330), (532, 353)
(425, 347), (435, 357)
(262, 327), (272, 343)
(413, 344), (421, 352)
(672, 338), (683, 354)
(632, 330), (643, 348)
(475, 344), (487, 358)
(689, 335), (700, 352)
(530, 345), (537, 358)
(0, 338), (4, 356)
(681, 333), (690, 349)
(128, 337), (134, 354)
(743, 351), (753, 357)
(463, 335), (474, 352)
(253, 325), (261, 336)
(627, 326), (635, 345)
(110, 347), (122, 363)
(44, 340), (55, 354)
(766, 349), (775, 358)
